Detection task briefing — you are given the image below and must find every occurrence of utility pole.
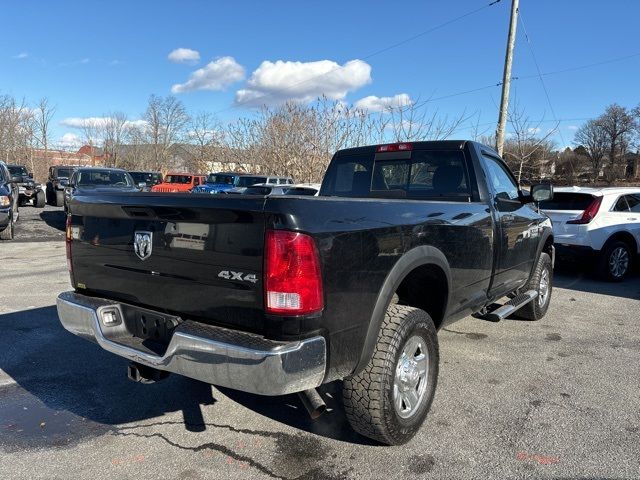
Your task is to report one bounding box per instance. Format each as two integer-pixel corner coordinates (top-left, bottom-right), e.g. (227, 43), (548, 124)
(495, 0), (519, 157)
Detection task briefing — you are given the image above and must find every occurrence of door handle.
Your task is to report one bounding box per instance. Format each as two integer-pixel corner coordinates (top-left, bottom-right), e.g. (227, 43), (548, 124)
(627, 218), (638, 221)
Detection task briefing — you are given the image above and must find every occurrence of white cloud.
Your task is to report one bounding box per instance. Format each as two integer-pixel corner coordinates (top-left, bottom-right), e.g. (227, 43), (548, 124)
(235, 59), (372, 107)
(567, 125), (579, 131)
(57, 133), (83, 149)
(60, 116), (148, 130)
(58, 58), (90, 67)
(13, 52), (28, 60)
(168, 48), (201, 64)
(354, 93), (413, 112)
(527, 127), (542, 134)
(171, 56), (245, 94)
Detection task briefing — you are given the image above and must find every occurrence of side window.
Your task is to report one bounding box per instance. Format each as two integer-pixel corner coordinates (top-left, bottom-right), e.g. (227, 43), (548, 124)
(482, 155), (519, 200)
(613, 196), (629, 212)
(625, 195), (640, 213)
(194, 177), (200, 186)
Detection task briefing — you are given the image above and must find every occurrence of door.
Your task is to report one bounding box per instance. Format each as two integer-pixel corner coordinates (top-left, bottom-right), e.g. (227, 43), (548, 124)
(605, 194), (640, 253)
(481, 154), (539, 295)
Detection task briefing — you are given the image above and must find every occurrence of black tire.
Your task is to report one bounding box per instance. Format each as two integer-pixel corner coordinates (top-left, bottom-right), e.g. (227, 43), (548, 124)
(0, 217), (13, 240)
(342, 305), (439, 445)
(55, 190), (64, 207)
(46, 184), (54, 205)
(35, 190), (45, 208)
(598, 240), (633, 282)
(517, 252), (552, 321)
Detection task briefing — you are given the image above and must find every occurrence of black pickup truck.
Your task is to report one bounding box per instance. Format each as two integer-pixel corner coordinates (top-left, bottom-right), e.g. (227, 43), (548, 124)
(57, 141), (554, 445)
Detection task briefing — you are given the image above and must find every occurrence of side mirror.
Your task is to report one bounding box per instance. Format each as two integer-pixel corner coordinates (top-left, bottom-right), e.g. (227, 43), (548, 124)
(28, 173), (34, 179)
(530, 183), (553, 202)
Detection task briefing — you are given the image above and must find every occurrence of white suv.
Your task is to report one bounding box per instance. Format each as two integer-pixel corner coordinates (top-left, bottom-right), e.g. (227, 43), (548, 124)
(539, 186), (640, 281)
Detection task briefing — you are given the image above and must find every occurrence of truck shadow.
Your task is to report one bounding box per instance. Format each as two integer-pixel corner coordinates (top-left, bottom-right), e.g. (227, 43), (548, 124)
(553, 261), (640, 301)
(0, 306), (371, 448)
(39, 209), (66, 231)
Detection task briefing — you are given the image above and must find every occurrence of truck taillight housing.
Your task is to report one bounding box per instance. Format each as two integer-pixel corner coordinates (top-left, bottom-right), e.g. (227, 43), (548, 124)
(264, 230), (323, 315)
(65, 215), (74, 277)
(376, 142), (413, 152)
(566, 196), (602, 224)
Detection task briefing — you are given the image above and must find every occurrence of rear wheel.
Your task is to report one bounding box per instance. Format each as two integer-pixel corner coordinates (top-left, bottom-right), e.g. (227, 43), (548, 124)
(517, 252), (552, 321)
(599, 240), (632, 281)
(55, 190), (64, 207)
(342, 305), (439, 445)
(35, 190), (45, 208)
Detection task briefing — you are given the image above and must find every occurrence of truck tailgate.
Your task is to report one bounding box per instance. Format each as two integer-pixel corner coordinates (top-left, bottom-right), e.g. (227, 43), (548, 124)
(68, 193), (267, 332)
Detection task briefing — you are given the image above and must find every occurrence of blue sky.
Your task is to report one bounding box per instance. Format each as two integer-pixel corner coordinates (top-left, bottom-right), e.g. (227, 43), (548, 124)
(2, 0), (639, 149)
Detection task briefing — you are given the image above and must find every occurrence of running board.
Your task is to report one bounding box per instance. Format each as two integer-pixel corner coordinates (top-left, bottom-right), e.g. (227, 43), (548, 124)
(475, 290), (538, 322)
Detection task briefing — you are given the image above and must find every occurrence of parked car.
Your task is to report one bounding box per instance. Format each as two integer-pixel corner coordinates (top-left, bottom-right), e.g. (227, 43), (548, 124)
(192, 173), (294, 194)
(241, 184), (290, 196)
(151, 173), (206, 193)
(283, 183), (322, 196)
(0, 161), (19, 240)
(128, 171), (163, 191)
(6, 165), (45, 208)
(64, 168), (139, 213)
(539, 186), (640, 280)
(57, 141), (554, 445)
(46, 165), (77, 207)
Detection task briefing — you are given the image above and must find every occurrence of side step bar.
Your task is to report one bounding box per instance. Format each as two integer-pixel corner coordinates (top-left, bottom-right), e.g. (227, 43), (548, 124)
(476, 290), (538, 322)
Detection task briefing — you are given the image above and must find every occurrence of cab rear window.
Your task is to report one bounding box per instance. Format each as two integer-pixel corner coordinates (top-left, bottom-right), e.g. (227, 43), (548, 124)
(321, 150), (471, 200)
(539, 193), (595, 211)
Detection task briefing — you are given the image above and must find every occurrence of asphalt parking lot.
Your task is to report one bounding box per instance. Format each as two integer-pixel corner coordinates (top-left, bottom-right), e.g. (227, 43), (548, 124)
(1, 206), (639, 479)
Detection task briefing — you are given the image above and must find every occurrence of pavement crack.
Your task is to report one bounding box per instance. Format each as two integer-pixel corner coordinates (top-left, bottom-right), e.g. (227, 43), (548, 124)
(112, 421), (329, 480)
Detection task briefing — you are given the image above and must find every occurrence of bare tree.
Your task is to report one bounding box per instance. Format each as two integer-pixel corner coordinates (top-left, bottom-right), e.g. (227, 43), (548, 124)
(186, 111), (223, 172)
(595, 104), (637, 181)
(0, 95), (34, 173)
(574, 119), (608, 182)
(144, 95), (189, 172)
(102, 112), (128, 168)
(503, 103), (558, 183)
(32, 98), (56, 179)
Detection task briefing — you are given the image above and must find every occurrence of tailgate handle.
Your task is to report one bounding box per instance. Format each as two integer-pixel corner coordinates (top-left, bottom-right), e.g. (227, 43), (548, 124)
(122, 207), (158, 219)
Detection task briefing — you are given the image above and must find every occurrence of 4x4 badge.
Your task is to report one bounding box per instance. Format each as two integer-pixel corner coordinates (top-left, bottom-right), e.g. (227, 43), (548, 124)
(134, 231), (153, 260)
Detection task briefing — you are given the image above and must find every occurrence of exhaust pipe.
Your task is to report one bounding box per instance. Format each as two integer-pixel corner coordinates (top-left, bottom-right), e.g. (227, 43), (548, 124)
(298, 388), (327, 419)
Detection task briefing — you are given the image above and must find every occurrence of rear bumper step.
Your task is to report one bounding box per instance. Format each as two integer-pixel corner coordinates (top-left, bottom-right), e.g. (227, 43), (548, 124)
(56, 291), (326, 395)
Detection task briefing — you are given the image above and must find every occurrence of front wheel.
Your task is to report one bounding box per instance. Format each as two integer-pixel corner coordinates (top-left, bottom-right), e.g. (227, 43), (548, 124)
(55, 190), (64, 207)
(517, 252), (552, 321)
(342, 305), (439, 445)
(34, 191), (45, 208)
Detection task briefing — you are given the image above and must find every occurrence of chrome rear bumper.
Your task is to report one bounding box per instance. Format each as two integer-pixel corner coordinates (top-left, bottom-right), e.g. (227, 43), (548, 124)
(56, 291), (326, 396)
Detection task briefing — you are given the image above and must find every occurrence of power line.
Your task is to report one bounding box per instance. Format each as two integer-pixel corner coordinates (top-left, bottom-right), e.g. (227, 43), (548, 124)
(212, 0), (503, 114)
(513, 51), (640, 81)
(517, 9), (567, 147)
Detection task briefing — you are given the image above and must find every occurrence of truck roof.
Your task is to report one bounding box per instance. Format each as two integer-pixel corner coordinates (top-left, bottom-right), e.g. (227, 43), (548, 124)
(334, 140), (497, 156)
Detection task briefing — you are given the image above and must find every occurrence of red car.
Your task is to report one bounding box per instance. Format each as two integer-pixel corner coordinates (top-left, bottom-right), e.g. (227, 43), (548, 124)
(151, 173), (206, 193)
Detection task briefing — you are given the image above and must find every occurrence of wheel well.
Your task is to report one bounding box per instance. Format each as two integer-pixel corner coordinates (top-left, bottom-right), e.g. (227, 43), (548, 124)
(605, 231), (638, 254)
(395, 264), (448, 329)
(543, 234), (554, 256)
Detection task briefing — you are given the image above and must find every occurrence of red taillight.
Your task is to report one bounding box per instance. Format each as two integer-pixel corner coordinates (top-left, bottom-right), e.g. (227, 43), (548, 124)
(264, 230), (323, 315)
(566, 196), (602, 224)
(376, 143), (413, 153)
